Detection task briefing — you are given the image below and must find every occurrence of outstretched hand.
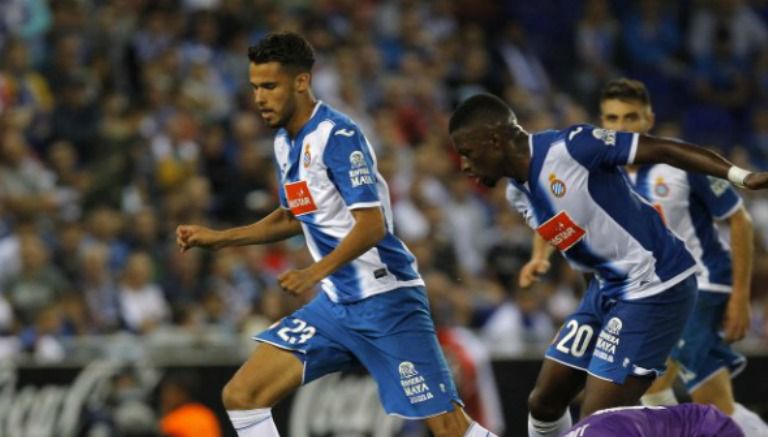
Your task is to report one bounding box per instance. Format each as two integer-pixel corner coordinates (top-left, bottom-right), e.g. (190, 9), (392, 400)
(176, 225), (220, 252)
(744, 172), (768, 190)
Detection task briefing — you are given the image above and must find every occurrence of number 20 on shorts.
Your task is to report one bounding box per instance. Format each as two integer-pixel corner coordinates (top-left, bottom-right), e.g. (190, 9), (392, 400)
(555, 320), (594, 358)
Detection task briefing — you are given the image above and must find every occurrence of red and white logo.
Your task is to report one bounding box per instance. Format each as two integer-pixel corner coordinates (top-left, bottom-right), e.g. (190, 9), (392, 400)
(284, 180), (318, 216)
(536, 211), (586, 251)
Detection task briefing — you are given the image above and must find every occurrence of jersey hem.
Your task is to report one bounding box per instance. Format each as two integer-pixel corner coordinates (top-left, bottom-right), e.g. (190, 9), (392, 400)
(347, 201), (382, 210)
(622, 266), (698, 300)
(697, 282), (732, 293)
(322, 278), (426, 304)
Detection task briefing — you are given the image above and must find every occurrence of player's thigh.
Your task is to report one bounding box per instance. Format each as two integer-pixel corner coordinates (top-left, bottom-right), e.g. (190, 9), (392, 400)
(580, 373), (653, 418)
(223, 343), (304, 408)
(528, 357), (587, 420)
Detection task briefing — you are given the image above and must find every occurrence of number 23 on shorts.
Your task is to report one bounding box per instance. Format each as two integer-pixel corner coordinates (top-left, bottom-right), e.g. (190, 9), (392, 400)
(277, 318), (317, 345)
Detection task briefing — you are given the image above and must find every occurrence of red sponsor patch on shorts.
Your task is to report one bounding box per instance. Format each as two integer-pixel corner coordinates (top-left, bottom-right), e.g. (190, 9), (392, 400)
(536, 211), (586, 251)
(284, 180), (317, 216)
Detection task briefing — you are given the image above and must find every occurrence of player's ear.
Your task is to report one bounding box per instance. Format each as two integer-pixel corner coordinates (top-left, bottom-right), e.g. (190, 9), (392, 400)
(294, 72), (311, 93)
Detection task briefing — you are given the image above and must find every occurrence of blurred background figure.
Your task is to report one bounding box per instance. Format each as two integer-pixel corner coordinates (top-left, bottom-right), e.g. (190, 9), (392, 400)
(159, 370), (221, 437)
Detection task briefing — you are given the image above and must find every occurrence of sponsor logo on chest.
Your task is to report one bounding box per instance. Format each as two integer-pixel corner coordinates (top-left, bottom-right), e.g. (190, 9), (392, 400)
(536, 211), (586, 251)
(284, 180), (318, 216)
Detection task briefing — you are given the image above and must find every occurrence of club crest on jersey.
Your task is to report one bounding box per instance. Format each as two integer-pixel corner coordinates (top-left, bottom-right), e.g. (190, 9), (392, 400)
(549, 173), (567, 198)
(654, 177), (669, 197)
(303, 144), (311, 168)
(592, 128), (616, 146)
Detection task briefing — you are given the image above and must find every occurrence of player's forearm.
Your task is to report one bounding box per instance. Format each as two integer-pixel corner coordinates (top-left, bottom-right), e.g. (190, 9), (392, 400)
(532, 233), (555, 260)
(218, 208), (303, 247)
(729, 208), (753, 300)
(308, 215), (386, 279)
(635, 135), (733, 179)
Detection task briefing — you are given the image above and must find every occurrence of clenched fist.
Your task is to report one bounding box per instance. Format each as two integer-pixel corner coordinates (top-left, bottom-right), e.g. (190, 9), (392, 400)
(176, 225), (221, 252)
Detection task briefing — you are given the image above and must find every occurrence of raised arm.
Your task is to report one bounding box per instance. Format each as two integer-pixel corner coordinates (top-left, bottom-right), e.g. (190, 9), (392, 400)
(277, 207), (386, 296)
(633, 135), (768, 189)
(176, 207), (303, 251)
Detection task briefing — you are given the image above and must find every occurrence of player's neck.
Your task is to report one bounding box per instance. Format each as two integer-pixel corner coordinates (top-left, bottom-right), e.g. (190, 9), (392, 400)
(285, 94), (318, 138)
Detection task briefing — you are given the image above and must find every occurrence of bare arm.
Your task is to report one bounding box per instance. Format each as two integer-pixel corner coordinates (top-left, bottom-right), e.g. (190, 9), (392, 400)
(519, 233), (555, 288)
(278, 207), (387, 295)
(724, 207), (754, 342)
(176, 207), (303, 251)
(633, 135), (768, 189)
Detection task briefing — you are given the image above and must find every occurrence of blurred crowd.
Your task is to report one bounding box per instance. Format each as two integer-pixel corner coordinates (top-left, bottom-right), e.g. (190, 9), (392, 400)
(2, 0), (768, 364)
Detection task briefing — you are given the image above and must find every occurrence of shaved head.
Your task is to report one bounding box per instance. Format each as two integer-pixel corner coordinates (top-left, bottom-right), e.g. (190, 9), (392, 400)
(449, 93), (517, 134)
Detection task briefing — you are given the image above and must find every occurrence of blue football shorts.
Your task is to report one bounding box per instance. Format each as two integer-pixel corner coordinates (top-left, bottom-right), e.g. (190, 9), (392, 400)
(545, 275), (697, 384)
(669, 290), (746, 392)
(254, 286), (462, 419)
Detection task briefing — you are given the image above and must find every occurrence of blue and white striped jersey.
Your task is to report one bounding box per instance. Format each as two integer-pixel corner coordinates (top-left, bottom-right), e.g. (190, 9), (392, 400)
(274, 102), (424, 303)
(628, 164), (741, 293)
(506, 124), (697, 300)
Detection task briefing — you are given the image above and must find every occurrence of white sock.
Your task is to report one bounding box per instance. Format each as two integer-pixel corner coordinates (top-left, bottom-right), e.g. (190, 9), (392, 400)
(732, 403), (768, 436)
(528, 411), (572, 437)
(227, 408), (280, 436)
(464, 421), (500, 436)
(640, 388), (678, 406)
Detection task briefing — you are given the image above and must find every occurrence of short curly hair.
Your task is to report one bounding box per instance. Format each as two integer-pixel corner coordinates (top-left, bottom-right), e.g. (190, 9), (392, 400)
(247, 32), (315, 73)
(600, 78), (651, 106)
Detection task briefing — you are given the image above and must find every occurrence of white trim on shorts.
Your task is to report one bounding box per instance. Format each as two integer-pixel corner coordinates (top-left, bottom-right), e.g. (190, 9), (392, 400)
(544, 355), (589, 373)
(688, 366), (730, 394)
(252, 337), (310, 384)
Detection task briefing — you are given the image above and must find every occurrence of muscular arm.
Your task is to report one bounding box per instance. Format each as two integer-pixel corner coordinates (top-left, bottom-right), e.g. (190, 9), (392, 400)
(192, 207), (303, 250)
(724, 207), (754, 342)
(633, 135), (768, 189)
(309, 207), (386, 278)
(218, 207), (303, 247)
(278, 207), (387, 295)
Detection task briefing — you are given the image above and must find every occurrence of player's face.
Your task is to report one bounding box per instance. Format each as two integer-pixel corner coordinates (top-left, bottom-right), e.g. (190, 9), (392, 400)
(451, 128), (504, 187)
(600, 98), (654, 134)
(249, 62), (304, 129)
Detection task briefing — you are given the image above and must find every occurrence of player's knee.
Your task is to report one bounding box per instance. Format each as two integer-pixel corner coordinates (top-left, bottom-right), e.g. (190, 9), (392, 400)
(528, 388), (566, 421)
(221, 379), (271, 410)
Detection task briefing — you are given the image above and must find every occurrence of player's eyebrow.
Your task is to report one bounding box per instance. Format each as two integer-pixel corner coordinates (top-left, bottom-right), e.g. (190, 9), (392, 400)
(250, 81), (276, 89)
